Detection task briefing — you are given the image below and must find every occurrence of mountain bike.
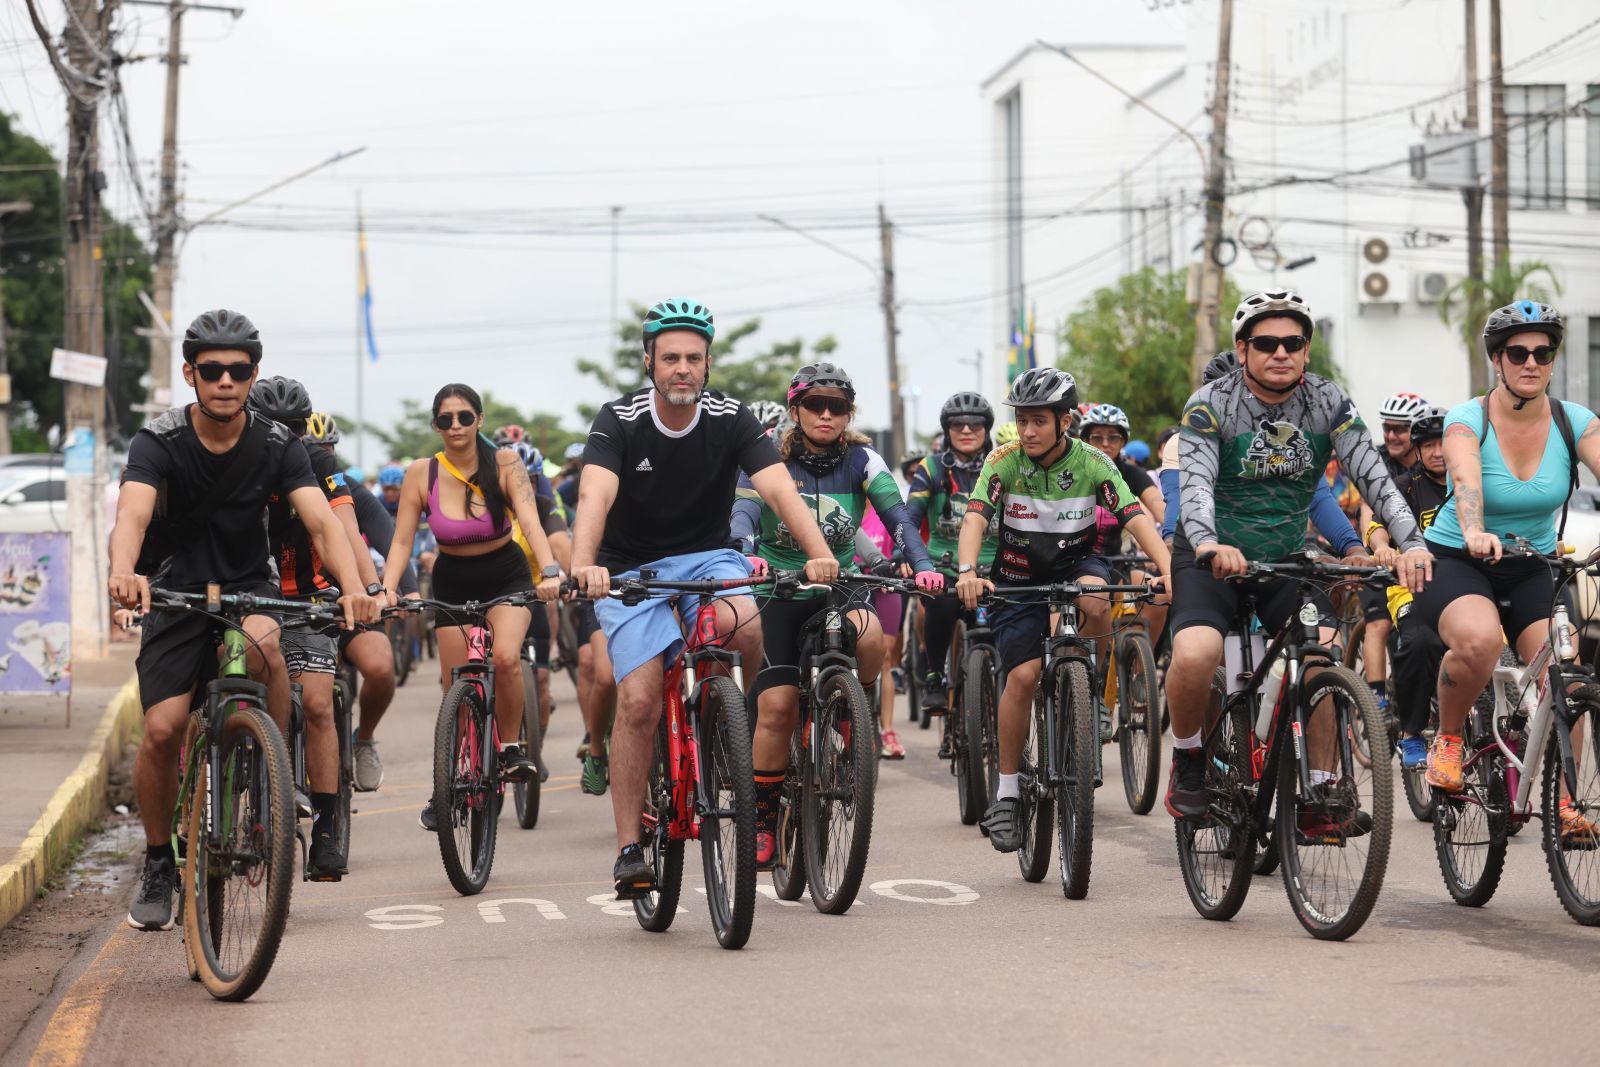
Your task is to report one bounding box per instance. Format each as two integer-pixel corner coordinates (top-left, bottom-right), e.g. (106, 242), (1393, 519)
(1432, 539), (1600, 925)
(1175, 552), (1392, 941)
(1102, 555), (1162, 815)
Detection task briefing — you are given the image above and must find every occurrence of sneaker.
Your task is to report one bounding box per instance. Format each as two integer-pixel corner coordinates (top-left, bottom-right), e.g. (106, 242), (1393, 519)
(880, 730), (906, 760)
(498, 743), (536, 784)
(982, 797), (1021, 853)
(576, 731), (591, 761)
(1425, 734), (1465, 793)
(755, 830), (777, 870)
(1398, 735), (1428, 771)
(582, 752), (610, 796)
(613, 843), (656, 899)
(1164, 749), (1208, 820)
(306, 823), (347, 881)
(295, 789), (312, 819)
(126, 853), (177, 931)
(919, 673), (948, 714)
(1559, 801), (1600, 847)
(352, 739), (384, 792)
(1297, 781), (1373, 840)
(892, 667), (906, 695)
(418, 798), (438, 832)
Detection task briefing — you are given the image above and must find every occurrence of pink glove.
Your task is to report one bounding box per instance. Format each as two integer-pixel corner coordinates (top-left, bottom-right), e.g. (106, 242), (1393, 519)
(746, 555), (769, 578)
(915, 571), (945, 593)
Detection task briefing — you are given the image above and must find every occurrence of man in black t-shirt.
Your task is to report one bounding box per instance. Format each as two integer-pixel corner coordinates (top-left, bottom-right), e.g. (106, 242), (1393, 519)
(570, 297), (838, 900)
(108, 309), (379, 931)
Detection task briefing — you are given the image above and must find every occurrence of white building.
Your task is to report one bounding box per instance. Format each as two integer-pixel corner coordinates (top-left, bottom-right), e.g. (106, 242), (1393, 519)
(983, 4), (1600, 428)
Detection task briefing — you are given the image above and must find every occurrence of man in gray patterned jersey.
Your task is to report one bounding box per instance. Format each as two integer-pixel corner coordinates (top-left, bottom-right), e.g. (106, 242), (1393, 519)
(1163, 289), (1434, 820)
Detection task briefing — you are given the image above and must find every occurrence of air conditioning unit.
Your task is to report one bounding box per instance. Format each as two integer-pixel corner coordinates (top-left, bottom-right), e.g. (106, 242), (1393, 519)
(1414, 270), (1462, 305)
(1357, 235), (1403, 305)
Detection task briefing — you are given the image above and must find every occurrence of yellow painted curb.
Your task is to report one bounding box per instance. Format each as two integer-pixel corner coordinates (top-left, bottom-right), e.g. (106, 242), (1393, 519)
(0, 675), (142, 931)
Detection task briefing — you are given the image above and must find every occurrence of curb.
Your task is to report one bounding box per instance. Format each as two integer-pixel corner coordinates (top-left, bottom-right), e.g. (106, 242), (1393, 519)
(0, 675), (142, 931)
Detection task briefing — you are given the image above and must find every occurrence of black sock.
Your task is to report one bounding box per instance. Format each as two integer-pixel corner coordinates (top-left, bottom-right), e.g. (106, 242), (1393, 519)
(753, 769), (785, 833)
(312, 792), (337, 833)
(147, 841), (175, 866)
(1370, 680), (1388, 700)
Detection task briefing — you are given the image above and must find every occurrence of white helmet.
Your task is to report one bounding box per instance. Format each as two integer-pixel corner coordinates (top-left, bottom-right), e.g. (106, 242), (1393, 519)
(1378, 392), (1427, 422)
(1232, 289), (1314, 343)
(748, 399), (786, 430)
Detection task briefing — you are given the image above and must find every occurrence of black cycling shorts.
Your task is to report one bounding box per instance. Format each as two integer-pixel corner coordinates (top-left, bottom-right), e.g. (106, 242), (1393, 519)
(1408, 541), (1554, 643)
(1358, 584), (1389, 624)
(574, 600), (602, 646)
(991, 556), (1112, 677)
(1168, 545), (1334, 638)
(526, 599), (551, 667)
(751, 587), (872, 699)
(135, 581), (277, 711)
(281, 625), (338, 676)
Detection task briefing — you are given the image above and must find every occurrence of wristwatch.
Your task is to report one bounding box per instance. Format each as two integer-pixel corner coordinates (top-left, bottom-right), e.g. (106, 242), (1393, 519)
(957, 564), (975, 575)
(541, 564), (562, 580)
(365, 582), (384, 597)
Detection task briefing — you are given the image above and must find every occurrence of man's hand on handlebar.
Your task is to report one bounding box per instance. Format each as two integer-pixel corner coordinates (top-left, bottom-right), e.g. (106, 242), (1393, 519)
(338, 591), (383, 629)
(573, 565), (611, 601)
(1394, 546), (1434, 594)
(803, 557), (839, 584)
(108, 572), (150, 614)
(1202, 544), (1249, 579)
(956, 570), (992, 610)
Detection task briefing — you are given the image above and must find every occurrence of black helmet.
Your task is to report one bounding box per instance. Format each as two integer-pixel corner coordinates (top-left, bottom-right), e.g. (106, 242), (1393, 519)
(1003, 367), (1077, 411)
(248, 376), (312, 423)
(1483, 299), (1564, 354)
(182, 308), (262, 364)
(1408, 404), (1448, 443)
(1203, 351), (1239, 384)
(788, 362), (855, 404)
(939, 391), (994, 432)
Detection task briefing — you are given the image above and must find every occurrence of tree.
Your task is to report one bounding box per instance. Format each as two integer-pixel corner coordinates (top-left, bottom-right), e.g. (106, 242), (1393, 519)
(357, 392), (585, 466)
(1438, 256), (1561, 395)
(0, 113), (154, 447)
(1060, 267), (1336, 443)
(575, 303), (836, 422)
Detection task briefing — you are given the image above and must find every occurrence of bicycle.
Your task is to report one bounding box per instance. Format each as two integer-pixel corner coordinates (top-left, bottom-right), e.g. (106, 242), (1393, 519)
(1102, 554), (1163, 815)
(284, 620), (355, 881)
(386, 613), (414, 686)
(901, 593), (929, 728)
(574, 572), (759, 949)
(513, 632), (548, 830)
(947, 599), (998, 828)
(142, 586), (338, 1001)
(1432, 538), (1600, 925)
(1175, 551), (1393, 941)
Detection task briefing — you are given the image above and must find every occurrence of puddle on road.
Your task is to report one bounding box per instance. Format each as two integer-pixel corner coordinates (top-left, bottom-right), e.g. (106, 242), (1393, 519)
(66, 816), (143, 894)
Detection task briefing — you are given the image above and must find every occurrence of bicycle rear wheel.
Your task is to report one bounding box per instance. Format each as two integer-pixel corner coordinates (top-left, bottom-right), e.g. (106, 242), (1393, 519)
(184, 704), (295, 1002)
(772, 718), (807, 900)
(513, 663), (542, 830)
(1177, 675), (1255, 921)
(1016, 697), (1054, 883)
(1053, 660), (1096, 900)
(1542, 683), (1600, 925)
(434, 680), (498, 895)
(956, 644), (995, 826)
(334, 683), (353, 861)
(634, 716), (685, 931)
(697, 676), (756, 948)
(802, 671), (877, 914)
(1276, 666), (1392, 940)
(1116, 631), (1162, 815)
(389, 619), (413, 687)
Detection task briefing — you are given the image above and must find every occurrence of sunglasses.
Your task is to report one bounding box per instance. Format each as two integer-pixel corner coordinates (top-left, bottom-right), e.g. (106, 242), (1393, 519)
(1244, 335), (1308, 355)
(192, 361), (254, 383)
(800, 396), (851, 417)
(433, 410), (479, 430)
(1381, 423), (1411, 436)
(948, 419), (986, 432)
(1501, 344), (1557, 366)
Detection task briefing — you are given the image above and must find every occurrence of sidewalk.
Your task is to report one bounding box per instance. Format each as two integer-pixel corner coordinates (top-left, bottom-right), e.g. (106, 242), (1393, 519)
(0, 645), (140, 930)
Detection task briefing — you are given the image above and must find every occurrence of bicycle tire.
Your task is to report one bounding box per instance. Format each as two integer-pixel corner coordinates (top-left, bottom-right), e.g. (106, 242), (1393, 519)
(1401, 699), (1440, 824)
(434, 680), (498, 895)
(772, 717), (807, 901)
(1016, 696), (1054, 883)
(634, 716), (684, 931)
(391, 620), (413, 688)
(1176, 676), (1255, 921)
(185, 703), (295, 1002)
(956, 644), (995, 826)
(556, 604), (580, 689)
(1542, 683), (1600, 925)
(1116, 631), (1162, 815)
(802, 670), (877, 915)
(334, 683), (353, 861)
(1054, 659), (1097, 900)
(514, 662), (542, 830)
(697, 676), (757, 948)
(1276, 666), (1392, 941)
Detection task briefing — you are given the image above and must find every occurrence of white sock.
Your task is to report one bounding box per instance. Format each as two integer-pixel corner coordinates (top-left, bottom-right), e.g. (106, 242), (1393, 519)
(1309, 769), (1334, 786)
(996, 772), (1020, 800)
(1173, 730), (1203, 751)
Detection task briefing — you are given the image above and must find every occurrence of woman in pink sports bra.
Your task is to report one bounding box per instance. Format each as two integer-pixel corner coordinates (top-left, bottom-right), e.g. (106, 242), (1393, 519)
(382, 384), (562, 798)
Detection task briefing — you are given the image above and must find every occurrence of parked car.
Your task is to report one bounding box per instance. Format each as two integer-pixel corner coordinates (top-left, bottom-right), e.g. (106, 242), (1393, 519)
(0, 467), (68, 533)
(1560, 483), (1600, 665)
(0, 453), (61, 470)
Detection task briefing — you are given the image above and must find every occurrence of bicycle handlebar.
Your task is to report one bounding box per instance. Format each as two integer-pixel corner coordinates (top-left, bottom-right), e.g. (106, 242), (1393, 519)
(1195, 549), (1392, 586)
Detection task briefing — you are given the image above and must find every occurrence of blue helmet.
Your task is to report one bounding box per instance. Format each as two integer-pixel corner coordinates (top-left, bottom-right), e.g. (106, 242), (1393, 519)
(1483, 299), (1563, 353)
(377, 465), (405, 488)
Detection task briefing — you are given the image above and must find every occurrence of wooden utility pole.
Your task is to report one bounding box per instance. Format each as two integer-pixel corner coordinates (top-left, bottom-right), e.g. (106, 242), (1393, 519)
(1463, 0), (1488, 393)
(1192, 0), (1234, 385)
(1488, 0), (1509, 266)
(0, 202), (35, 453)
(878, 202), (906, 463)
(146, 0), (183, 410)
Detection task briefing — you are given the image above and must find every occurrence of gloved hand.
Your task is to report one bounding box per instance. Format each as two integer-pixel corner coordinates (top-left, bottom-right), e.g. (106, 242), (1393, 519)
(869, 557), (896, 578)
(746, 555), (769, 578)
(914, 571), (946, 593)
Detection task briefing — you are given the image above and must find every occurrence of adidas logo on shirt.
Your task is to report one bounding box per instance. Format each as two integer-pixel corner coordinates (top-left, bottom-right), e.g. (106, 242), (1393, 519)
(635, 457), (653, 472)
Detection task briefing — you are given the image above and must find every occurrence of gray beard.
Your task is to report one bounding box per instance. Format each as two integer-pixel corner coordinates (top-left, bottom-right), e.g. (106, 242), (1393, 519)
(663, 388), (698, 407)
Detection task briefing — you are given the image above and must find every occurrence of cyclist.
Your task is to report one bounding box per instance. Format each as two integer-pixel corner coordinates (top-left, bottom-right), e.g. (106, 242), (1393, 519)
(1164, 289), (1431, 820)
(955, 367), (1171, 852)
(108, 310), (380, 929)
(379, 463), (437, 575)
(906, 391), (995, 721)
(1366, 404), (1449, 770)
(380, 384), (564, 830)
(730, 363), (943, 866)
(304, 412), (408, 792)
(568, 298), (838, 898)
(511, 438), (572, 779)
(556, 441), (585, 514)
(493, 424), (528, 448)
(1081, 403), (1170, 651)
(749, 398), (786, 432)
(1410, 301), (1600, 840)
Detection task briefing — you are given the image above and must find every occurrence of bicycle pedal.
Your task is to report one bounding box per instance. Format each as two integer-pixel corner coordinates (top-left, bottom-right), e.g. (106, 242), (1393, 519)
(305, 868), (344, 883)
(614, 879), (655, 900)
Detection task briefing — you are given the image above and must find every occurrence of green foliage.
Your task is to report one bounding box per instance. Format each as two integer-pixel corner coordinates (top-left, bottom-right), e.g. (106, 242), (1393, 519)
(357, 395), (585, 465)
(575, 303), (836, 422)
(1437, 256), (1562, 395)
(1060, 267), (1336, 442)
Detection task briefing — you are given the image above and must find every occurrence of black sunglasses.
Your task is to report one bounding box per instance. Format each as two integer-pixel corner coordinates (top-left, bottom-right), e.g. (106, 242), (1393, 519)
(1244, 335), (1308, 355)
(1381, 423), (1411, 435)
(193, 361), (255, 383)
(947, 419), (986, 431)
(1501, 344), (1557, 366)
(433, 410), (479, 430)
(799, 396), (851, 417)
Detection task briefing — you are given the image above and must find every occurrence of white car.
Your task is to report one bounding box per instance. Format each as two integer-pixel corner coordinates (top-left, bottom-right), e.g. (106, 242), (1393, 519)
(0, 467), (68, 533)
(1560, 484), (1600, 663)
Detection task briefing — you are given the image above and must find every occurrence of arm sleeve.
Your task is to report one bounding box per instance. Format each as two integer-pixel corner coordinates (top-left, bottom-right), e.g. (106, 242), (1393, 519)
(733, 408), (782, 475)
(1159, 468), (1180, 540)
(728, 470), (762, 552)
(1332, 397), (1424, 552)
(1178, 397), (1221, 547)
(854, 527), (887, 571)
(860, 448), (933, 572)
(904, 458), (936, 530)
(582, 406), (625, 474)
(1311, 480), (1362, 555)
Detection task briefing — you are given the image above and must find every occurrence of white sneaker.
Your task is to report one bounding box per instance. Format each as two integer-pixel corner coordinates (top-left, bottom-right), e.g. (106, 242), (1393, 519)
(353, 739), (384, 792)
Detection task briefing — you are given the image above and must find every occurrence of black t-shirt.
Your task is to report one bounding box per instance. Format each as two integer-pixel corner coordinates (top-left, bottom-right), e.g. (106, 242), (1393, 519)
(1115, 455), (1156, 500)
(266, 443), (353, 597)
(585, 388), (780, 571)
(123, 407), (318, 593)
(1395, 463), (1448, 534)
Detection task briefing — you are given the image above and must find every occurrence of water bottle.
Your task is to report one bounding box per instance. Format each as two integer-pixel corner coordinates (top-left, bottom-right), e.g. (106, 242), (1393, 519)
(1255, 659), (1286, 742)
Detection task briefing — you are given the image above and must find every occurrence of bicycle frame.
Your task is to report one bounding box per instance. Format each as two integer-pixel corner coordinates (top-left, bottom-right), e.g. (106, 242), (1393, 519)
(449, 621), (501, 808)
(657, 597), (746, 843)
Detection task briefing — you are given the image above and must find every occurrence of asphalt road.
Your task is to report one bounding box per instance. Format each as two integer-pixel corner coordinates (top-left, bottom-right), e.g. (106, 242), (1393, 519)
(11, 663), (1599, 1066)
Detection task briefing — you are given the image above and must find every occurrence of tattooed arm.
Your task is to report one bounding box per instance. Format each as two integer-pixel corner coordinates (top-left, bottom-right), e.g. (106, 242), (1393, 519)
(501, 452), (561, 592)
(1441, 417), (1499, 562)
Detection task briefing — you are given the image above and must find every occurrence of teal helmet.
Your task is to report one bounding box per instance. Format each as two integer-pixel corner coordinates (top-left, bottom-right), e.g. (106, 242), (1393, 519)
(641, 299), (715, 350)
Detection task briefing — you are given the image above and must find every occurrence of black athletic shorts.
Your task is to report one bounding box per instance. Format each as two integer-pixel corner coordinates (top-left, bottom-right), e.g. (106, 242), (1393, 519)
(1358, 584), (1389, 624)
(991, 556), (1113, 677)
(281, 624), (338, 676)
(574, 600), (602, 646)
(526, 599), (551, 667)
(136, 581), (277, 711)
(431, 539), (535, 606)
(751, 586), (872, 698)
(1168, 542), (1334, 638)
(1408, 540), (1554, 643)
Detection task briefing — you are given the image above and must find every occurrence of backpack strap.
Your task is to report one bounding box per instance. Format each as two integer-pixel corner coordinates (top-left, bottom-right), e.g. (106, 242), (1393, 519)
(1550, 399), (1580, 541)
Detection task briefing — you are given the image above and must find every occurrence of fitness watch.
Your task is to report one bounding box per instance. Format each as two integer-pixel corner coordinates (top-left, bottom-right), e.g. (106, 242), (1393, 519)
(541, 564), (562, 580)
(957, 564), (975, 575)
(365, 582), (384, 597)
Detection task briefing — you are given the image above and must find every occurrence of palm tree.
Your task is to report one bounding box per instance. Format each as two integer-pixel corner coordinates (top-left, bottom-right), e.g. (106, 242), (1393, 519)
(1438, 257), (1562, 395)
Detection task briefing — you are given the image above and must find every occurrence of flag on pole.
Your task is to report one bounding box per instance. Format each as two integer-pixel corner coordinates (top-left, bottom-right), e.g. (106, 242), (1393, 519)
(1005, 304), (1037, 383)
(358, 213), (380, 363)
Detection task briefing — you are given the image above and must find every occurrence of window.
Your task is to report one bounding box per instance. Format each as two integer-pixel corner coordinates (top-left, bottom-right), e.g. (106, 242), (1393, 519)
(1588, 317), (1600, 413)
(16, 479), (64, 503)
(1506, 84), (1565, 210)
(999, 88), (1023, 326)
(1587, 86), (1600, 210)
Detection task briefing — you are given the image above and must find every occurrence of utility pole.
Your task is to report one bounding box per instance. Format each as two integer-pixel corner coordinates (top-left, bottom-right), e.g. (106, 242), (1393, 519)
(1488, 0), (1509, 267)
(1192, 0), (1234, 386)
(0, 202), (34, 453)
(1463, 0), (1488, 393)
(878, 202), (906, 465)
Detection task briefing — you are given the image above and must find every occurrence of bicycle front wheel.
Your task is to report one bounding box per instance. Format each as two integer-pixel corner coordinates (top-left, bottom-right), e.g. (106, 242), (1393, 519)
(1276, 666), (1392, 940)
(698, 676), (756, 948)
(802, 671), (877, 915)
(1401, 699), (1440, 824)
(184, 704), (295, 1002)
(634, 716), (685, 931)
(772, 717), (807, 901)
(956, 643), (995, 826)
(1116, 631), (1162, 815)
(1176, 672), (1254, 921)
(1542, 683), (1600, 925)
(434, 680), (498, 895)
(1054, 660), (1097, 900)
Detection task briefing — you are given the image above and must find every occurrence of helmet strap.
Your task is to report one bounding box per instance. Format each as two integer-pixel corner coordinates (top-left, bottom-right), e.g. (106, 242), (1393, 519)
(195, 398), (243, 424)
(1496, 364), (1541, 411)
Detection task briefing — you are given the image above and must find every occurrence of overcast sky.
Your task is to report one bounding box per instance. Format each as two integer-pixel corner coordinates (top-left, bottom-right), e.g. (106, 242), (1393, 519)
(1, 0), (1186, 461)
